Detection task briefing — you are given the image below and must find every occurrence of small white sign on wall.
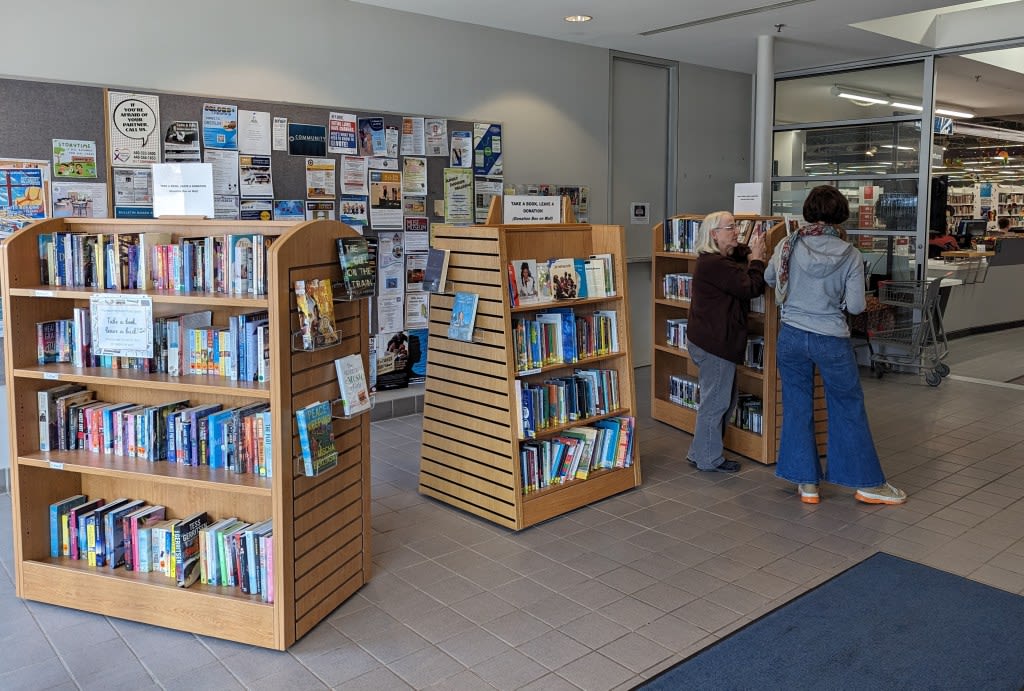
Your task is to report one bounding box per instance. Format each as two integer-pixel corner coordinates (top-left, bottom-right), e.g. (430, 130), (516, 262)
(630, 202), (650, 225)
(734, 182), (764, 215)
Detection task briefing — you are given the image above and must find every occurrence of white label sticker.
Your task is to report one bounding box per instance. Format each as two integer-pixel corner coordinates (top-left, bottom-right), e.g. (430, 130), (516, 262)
(48, 462), (64, 470)
(34, 290), (54, 297)
(43, 372), (60, 380)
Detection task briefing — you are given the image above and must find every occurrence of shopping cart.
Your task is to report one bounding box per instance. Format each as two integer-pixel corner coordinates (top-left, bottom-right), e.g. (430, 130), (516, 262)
(867, 278), (950, 386)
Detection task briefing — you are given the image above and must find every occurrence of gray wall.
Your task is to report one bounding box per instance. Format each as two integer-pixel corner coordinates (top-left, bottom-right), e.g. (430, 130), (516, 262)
(677, 63), (753, 215)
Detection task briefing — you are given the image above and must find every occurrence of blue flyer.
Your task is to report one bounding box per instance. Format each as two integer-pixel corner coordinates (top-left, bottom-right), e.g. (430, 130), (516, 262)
(202, 103), (238, 150)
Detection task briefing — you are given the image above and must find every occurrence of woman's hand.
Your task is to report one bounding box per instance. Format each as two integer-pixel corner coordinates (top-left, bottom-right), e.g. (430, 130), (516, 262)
(748, 231), (767, 262)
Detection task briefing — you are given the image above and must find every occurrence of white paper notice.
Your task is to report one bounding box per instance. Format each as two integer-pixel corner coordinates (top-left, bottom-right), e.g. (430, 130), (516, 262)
(272, 117), (288, 151)
(152, 163), (215, 218)
(733, 182), (764, 215)
(205, 150), (240, 195)
(238, 110), (272, 155)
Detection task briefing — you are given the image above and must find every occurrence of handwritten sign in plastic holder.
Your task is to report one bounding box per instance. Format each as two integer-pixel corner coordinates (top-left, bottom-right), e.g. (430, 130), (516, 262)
(89, 294), (154, 358)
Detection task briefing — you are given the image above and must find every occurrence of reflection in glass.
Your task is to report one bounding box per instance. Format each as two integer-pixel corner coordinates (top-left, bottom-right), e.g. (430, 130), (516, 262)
(774, 122), (921, 178)
(772, 179), (919, 232)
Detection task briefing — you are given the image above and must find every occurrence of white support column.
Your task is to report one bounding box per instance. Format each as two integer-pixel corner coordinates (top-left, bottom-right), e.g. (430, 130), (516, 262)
(754, 34), (775, 214)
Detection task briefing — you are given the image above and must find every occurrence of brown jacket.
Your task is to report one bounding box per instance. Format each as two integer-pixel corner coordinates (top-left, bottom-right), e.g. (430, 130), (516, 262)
(687, 246), (766, 363)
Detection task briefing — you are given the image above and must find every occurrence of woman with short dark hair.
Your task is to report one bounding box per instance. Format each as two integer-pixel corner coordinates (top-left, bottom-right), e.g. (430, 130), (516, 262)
(766, 185), (906, 505)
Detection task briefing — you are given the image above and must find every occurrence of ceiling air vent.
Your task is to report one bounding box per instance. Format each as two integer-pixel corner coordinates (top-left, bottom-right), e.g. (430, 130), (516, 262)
(639, 0), (815, 36)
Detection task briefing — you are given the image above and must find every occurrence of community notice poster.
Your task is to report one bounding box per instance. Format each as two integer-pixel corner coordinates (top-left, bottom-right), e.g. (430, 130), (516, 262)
(444, 167), (473, 224)
(108, 91), (161, 166)
(328, 112), (358, 155)
(203, 103), (239, 150)
(473, 123), (502, 176)
(52, 139), (97, 178)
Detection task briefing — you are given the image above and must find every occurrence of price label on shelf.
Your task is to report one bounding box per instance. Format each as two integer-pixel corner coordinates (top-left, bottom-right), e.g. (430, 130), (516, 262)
(43, 372), (60, 381)
(48, 462), (64, 470)
(34, 290), (54, 297)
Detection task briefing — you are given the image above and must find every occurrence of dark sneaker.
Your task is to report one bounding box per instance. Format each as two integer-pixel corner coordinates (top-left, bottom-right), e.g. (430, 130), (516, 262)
(688, 458), (741, 473)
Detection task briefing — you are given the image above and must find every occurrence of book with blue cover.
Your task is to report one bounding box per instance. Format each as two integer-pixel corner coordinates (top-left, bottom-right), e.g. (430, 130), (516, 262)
(447, 291), (479, 342)
(296, 400), (338, 477)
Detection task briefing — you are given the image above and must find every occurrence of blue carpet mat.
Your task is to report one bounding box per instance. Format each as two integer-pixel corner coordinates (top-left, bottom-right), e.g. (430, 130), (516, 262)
(638, 552), (1024, 690)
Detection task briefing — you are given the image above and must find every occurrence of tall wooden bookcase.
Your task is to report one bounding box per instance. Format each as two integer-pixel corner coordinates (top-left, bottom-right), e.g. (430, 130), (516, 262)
(419, 222), (641, 531)
(1, 217), (371, 650)
(651, 214), (827, 464)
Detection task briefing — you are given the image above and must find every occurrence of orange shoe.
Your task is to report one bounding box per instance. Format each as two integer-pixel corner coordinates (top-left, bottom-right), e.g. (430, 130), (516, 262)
(798, 483), (820, 504)
(855, 483), (907, 505)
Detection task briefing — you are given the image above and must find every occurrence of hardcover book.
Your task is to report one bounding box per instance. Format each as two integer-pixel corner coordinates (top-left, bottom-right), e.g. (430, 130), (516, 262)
(334, 354), (372, 416)
(336, 237), (377, 299)
(548, 258), (578, 299)
(447, 291), (479, 342)
(296, 400), (338, 477)
(421, 247), (450, 293)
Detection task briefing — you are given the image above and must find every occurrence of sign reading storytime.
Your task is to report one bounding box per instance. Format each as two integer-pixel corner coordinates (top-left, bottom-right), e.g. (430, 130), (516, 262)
(504, 195), (560, 224)
(473, 123), (502, 176)
(90, 295), (154, 359)
(163, 121), (200, 163)
(152, 163), (215, 218)
(288, 123), (327, 157)
(202, 103), (239, 150)
(108, 91), (160, 166)
(444, 167), (473, 224)
(328, 112), (358, 155)
(357, 117), (387, 157)
(52, 139), (97, 178)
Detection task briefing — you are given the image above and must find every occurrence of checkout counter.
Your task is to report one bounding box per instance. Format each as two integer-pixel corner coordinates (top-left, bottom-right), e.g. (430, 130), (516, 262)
(930, 236), (1024, 334)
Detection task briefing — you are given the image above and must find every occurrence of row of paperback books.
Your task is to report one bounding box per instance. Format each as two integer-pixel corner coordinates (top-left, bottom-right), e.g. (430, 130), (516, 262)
(509, 254), (615, 306)
(39, 231), (274, 295)
(520, 416), (635, 494)
(37, 308), (272, 383)
(38, 383), (272, 474)
(48, 495), (273, 597)
(663, 322), (764, 371)
(664, 272), (693, 301)
(662, 218), (772, 252)
(516, 368), (621, 439)
(666, 375), (763, 434)
(512, 309), (619, 373)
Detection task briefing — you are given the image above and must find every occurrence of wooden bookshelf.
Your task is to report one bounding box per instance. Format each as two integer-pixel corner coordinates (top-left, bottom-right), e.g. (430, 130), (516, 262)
(1, 217), (371, 650)
(419, 222), (640, 530)
(651, 215), (827, 464)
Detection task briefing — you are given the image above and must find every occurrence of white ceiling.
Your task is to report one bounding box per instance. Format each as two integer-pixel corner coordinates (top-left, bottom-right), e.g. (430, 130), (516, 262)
(348, 0), (1010, 74)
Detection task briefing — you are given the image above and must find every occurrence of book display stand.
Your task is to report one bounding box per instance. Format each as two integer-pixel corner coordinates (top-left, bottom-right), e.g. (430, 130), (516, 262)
(418, 218), (640, 531)
(1, 217), (372, 650)
(651, 215), (827, 464)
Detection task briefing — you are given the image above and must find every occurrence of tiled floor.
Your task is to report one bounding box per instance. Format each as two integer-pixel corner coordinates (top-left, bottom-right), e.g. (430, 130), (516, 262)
(2, 330), (1024, 690)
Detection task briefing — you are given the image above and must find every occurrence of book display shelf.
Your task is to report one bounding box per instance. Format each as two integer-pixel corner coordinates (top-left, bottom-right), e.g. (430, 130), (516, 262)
(651, 215), (827, 464)
(418, 221), (640, 531)
(1, 217), (371, 650)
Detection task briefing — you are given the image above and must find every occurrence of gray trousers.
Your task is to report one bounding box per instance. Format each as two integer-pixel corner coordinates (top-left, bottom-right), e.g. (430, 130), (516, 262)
(685, 341), (738, 470)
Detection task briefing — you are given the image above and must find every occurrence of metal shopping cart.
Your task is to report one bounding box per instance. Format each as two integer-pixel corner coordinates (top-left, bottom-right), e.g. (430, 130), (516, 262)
(867, 278), (950, 386)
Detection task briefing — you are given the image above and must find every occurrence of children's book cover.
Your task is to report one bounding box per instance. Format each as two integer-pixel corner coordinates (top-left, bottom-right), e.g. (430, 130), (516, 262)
(447, 291), (479, 342)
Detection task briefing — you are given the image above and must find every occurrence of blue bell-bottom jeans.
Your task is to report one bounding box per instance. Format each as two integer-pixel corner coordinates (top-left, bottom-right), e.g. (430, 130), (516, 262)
(686, 341), (738, 470)
(775, 323), (886, 488)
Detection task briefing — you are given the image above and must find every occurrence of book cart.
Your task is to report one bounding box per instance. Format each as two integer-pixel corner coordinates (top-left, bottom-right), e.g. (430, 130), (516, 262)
(1, 217), (371, 650)
(419, 205), (641, 530)
(651, 215), (827, 463)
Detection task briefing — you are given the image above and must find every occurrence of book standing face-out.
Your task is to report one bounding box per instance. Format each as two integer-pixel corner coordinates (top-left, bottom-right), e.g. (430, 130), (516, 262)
(447, 292), (479, 342)
(296, 400), (338, 476)
(334, 354), (372, 416)
(295, 278), (339, 351)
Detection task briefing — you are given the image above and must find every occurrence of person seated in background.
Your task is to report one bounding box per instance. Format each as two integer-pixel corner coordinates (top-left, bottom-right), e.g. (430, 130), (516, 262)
(928, 226), (960, 258)
(997, 217), (1011, 233)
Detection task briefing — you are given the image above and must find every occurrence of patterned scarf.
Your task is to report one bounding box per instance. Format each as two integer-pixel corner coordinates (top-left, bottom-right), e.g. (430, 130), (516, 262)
(774, 222), (845, 304)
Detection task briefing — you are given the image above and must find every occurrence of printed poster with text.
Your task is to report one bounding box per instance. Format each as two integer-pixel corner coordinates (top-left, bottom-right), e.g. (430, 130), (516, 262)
(108, 92), (161, 166)
(444, 168), (473, 224)
(202, 103), (239, 150)
(52, 139), (97, 178)
(328, 112), (358, 155)
(473, 123), (502, 177)
(369, 170), (403, 230)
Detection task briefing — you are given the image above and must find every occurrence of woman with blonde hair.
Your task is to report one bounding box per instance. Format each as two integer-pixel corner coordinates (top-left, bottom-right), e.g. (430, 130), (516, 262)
(685, 211), (767, 472)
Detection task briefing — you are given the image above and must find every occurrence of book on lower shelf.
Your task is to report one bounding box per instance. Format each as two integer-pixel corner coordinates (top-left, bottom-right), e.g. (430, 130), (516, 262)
(296, 400), (338, 476)
(448, 291), (479, 342)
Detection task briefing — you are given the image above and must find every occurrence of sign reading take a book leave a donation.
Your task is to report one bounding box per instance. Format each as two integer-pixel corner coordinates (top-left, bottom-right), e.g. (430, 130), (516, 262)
(152, 163), (215, 218)
(90, 295), (154, 358)
(503, 195), (560, 224)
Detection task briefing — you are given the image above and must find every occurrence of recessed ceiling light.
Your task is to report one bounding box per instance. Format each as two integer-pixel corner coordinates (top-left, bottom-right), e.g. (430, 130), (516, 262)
(565, 14), (592, 22)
